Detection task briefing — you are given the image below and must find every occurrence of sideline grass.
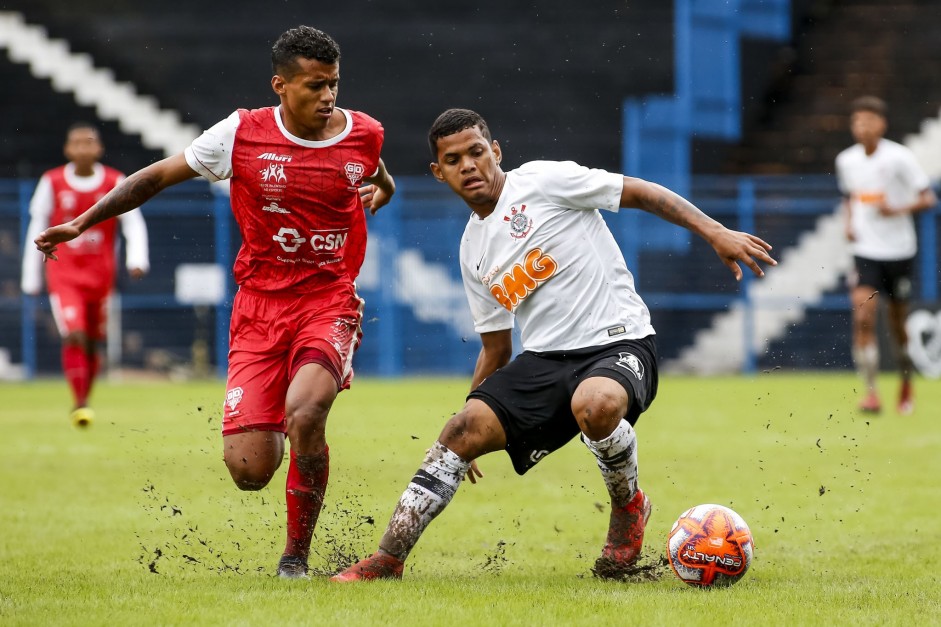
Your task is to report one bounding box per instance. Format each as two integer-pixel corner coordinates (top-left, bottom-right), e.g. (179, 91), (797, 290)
(1, 373), (939, 625)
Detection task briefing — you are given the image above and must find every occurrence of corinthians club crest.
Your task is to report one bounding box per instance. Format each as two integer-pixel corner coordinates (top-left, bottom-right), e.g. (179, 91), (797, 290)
(503, 204), (533, 239)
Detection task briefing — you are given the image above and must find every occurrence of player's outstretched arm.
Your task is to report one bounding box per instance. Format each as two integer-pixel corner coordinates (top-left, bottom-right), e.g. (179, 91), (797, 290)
(361, 158), (396, 215)
(620, 176), (777, 281)
(35, 154), (198, 260)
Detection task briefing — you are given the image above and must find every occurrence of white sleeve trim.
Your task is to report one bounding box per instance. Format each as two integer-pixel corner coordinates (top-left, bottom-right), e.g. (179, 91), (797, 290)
(184, 111), (240, 182)
(118, 208), (150, 272)
(21, 175), (53, 294)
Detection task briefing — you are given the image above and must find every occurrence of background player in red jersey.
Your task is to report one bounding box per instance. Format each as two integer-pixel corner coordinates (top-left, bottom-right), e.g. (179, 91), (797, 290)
(33, 26), (396, 579)
(21, 122), (149, 428)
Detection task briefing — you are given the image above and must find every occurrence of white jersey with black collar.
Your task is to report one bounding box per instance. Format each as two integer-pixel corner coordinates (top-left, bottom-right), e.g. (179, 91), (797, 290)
(459, 160), (655, 353)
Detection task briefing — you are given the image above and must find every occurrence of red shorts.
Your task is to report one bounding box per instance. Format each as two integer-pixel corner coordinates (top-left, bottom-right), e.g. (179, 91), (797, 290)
(49, 287), (108, 340)
(221, 285), (364, 436)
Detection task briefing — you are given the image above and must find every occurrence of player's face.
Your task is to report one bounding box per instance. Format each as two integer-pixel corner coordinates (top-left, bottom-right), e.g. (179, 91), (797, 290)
(430, 126), (503, 208)
(850, 110), (886, 145)
(272, 58), (340, 133)
(63, 128), (103, 169)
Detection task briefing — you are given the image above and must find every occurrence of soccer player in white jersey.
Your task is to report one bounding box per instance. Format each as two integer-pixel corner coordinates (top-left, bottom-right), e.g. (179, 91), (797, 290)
(835, 96), (937, 415)
(333, 108), (777, 582)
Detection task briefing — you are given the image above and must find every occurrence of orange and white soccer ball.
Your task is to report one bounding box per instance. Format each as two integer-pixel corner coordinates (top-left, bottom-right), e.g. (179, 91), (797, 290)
(666, 504), (754, 588)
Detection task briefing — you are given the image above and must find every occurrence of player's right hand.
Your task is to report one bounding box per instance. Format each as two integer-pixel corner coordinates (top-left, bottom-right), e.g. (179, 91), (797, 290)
(34, 223), (81, 261)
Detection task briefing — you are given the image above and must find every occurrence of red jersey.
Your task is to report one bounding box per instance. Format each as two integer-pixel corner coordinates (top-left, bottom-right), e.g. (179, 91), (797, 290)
(217, 107), (382, 293)
(44, 165), (123, 298)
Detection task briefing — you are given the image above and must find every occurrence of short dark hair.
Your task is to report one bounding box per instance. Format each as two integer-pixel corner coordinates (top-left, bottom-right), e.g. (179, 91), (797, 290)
(66, 121), (99, 136)
(428, 109), (492, 160)
(850, 96), (888, 118)
(271, 26), (340, 78)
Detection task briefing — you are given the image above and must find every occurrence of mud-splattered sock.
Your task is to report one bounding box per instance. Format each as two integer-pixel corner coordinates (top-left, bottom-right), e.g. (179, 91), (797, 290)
(284, 446), (329, 560)
(378, 441), (469, 561)
(583, 419), (638, 508)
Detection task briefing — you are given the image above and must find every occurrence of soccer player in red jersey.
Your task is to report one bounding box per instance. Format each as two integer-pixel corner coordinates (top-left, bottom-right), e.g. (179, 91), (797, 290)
(21, 122), (149, 428)
(33, 26), (396, 579)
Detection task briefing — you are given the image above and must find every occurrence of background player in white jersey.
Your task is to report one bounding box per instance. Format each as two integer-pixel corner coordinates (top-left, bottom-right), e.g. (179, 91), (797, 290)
(835, 96), (937, 415)
(333, 108), (776, 582)
(33, 26), (396, 579)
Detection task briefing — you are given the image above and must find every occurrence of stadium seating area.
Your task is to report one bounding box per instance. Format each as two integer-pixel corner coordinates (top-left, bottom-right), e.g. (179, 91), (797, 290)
(727, 0), (941, 174)
(2, 0), (673, 176)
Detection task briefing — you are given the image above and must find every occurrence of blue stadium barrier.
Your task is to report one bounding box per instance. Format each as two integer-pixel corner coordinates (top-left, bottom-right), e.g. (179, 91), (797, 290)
(1, 176), (937, 378)
(623, 0), (792, 249)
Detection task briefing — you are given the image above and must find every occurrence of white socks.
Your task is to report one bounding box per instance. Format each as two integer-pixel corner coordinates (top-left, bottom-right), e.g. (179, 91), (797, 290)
(379, 441), (469, 560)
(852, 343), (879, 391)
(583, 419), (638, 508)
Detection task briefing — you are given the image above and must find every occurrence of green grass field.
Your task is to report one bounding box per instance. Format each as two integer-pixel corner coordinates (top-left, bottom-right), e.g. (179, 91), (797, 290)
(1, 373), (939, 626)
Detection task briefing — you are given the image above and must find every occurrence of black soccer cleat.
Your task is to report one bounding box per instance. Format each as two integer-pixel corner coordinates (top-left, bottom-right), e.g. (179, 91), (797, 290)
(277, 554), (309, 580)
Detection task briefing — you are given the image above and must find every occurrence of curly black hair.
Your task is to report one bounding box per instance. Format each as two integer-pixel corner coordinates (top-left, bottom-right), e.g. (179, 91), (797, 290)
(428, 109), (492, 161)
(271, 26), (340, 78)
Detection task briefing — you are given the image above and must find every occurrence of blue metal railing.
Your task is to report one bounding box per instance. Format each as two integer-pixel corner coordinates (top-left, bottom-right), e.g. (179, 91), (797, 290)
(1, 175), (937, 376)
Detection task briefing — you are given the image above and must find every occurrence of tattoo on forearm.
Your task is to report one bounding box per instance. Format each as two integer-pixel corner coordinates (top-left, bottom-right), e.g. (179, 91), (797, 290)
(648, 190), (708, 228)
(82, 171), (161, 228)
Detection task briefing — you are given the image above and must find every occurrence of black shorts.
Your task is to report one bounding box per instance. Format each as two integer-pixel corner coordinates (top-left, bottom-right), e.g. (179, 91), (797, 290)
(468, 335), (658, 475)
(851, 256), (914, 301)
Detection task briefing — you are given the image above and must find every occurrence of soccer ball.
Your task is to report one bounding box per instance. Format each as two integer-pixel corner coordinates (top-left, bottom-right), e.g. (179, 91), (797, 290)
(666, 504), (754, 588)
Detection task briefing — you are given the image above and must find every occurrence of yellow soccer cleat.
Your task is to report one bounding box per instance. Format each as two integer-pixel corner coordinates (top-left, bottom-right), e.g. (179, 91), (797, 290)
(70, 407), (95, 428)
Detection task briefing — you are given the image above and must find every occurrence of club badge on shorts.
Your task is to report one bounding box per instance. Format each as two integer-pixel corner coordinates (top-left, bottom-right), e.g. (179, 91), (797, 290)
(615, 352), (644, 380)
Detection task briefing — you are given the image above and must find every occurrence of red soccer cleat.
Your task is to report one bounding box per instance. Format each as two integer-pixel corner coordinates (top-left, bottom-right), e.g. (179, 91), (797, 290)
(592, 488), (652, 579)
(330, 551), (404, 582)
(858, 391), (882, 414)
(897, 380), (914, 415)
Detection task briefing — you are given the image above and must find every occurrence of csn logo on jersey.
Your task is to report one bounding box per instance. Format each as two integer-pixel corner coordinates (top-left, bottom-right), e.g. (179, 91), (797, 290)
(272, 228), (306, 252)
(272, 227), (349, 254)
(503, 204), (533, 239)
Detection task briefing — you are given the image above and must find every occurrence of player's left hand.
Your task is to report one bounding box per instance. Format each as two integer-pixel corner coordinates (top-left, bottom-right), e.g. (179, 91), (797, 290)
(360, 183), (392, 216)
(465, 460), (484, 484)
(128, 267), (147, 280)
(34, 223), (82, 261)
(710, 228), (777, 281)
